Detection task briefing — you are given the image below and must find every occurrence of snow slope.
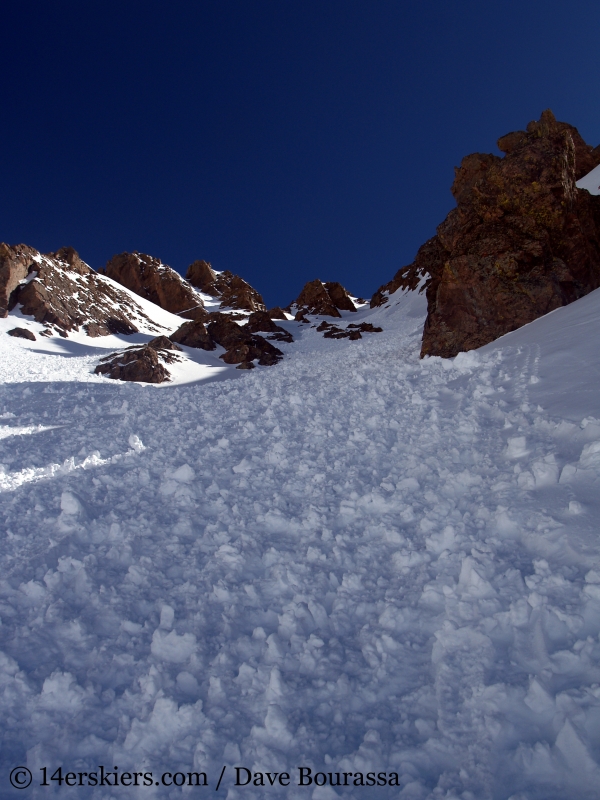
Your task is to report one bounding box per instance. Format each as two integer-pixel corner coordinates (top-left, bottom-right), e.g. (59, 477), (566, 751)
(576, 163), (600, 195)
(1, 285), (600, 798)
(0, 286), (241, 387)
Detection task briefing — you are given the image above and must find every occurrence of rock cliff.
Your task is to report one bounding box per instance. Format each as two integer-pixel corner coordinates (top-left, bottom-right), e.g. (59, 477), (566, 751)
(287, 279), (357, 319)
(1, 244), (160, 336)
(170, 313), (283, 368)
(373, 110), (600, 358)
(95, 337), (183, 383)
(103, 252), (207, 321)
(185, 260), (266, 312)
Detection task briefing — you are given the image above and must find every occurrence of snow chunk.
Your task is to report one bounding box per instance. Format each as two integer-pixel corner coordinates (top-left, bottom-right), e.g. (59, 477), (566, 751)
(531, 455), (559, 487)
(458, 556), (496, 598)
(128, 433), (146, 452)
(452, 350), (480, 371)
(579, 440), (600, 469)
(60, 491), (82, 516)
(172, 463), (195, 483)
(505, 436), (528, 458)
(151, 629), (197, 663)
(554, 719), (599, 774)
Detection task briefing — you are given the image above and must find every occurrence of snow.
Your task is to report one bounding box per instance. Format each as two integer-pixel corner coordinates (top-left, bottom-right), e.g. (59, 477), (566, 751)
(576, 163), (600, 195)
(0, 267), (287, 387)
(91, 272), (189, 333)
(1, 282), (600, 798)
(0, 306), (239, 387)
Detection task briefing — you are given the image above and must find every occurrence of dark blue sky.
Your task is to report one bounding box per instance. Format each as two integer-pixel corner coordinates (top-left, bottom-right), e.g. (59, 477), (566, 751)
(2, 1), (599, 308)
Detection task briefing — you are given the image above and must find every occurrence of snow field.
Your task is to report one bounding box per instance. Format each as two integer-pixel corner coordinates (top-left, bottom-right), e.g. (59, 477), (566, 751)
(0, 310), (240, 387)
(1, 289), (600, 798)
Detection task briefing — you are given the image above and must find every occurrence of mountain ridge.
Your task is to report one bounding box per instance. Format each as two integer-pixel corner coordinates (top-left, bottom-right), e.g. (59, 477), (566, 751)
(2, 110), (600, 380)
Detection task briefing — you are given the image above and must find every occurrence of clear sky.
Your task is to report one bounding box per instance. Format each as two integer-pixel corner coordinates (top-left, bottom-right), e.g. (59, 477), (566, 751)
(2, 0), (599, 308)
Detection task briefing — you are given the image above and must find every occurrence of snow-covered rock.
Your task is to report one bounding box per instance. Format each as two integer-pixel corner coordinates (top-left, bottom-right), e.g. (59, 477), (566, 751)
(1, 244), (164, 337)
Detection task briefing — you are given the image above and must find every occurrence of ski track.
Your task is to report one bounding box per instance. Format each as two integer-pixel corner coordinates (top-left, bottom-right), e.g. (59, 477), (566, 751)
(1, 299), (600, 798)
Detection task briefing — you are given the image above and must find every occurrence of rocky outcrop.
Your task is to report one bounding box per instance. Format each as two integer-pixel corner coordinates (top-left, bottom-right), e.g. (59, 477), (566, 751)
(185, 261), (266, 312)
(371, 237), (443, 308)
(103, 252), (207, 321)
(317, 321), (361, 340)
(170, 313), (283, 367)
(0, 245), (89, 318)
(207, 314), (283, 366)
(146, 336), (182, 352)
(324, 282), (357, 312)
(95, 338), (182, 383)
(374, 110), (600, 358)
(244, 311), (293, 343)
(185, 260), (219, 296)
(7, 327), (36, 340)
(348, 322), (383, 333)
(0, 243), (40, 317)
(211, 271), (265, 312)
(288, 280), (357, 319)
(316, 320), (382, 340)
(170, 320), (216, 351)
(268, 306), (288, 320)
(4, 245), (162, 337)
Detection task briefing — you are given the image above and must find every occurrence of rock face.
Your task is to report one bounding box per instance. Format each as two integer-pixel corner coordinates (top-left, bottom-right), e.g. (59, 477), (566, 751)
(244, 311), (293, 343)
(267, 306), (288, 320)
(104, 252), (207, 321)
(170, 313), (283, 367)
(0, 243), (39, 317)
(146, 336), (182, 352)
(373, 110), (600, 358)
(185, 260), (217, 294)
(371, 237), (443, 308)
(95, 338), (182, 383)
(7, 327), (36, 341)
(3, 245), (161, 337)
(185, 260), (266, 312)
(288, 280), (357, 319)
(324, 282), (357, 312)
(170, 320), (216, 351)
(207, 314), (283, 366)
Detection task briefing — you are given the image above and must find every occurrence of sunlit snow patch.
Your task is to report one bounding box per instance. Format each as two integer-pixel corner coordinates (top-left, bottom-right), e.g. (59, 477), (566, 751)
(0, 434), (146, 492)
(0, 424), (59, 440)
